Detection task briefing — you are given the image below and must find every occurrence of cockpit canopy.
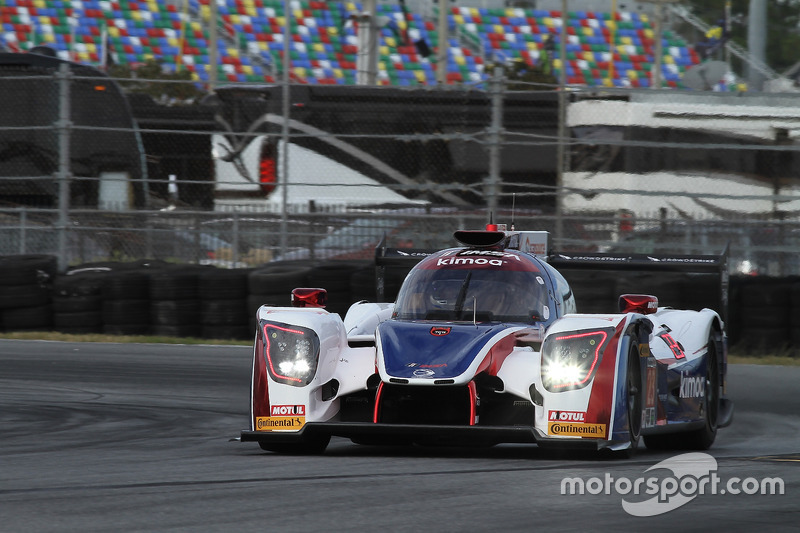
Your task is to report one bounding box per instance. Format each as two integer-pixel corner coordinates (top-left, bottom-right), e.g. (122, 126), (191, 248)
(393, 249), (551, 324)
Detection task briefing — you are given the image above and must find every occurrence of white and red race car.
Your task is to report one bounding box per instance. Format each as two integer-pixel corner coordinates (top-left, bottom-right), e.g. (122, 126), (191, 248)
(241, 226), (733, 456)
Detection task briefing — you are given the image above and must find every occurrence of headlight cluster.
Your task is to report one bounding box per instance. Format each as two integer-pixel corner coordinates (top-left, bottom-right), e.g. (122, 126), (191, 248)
(261, 321), (320, 386)
(541, 328), (614, 392)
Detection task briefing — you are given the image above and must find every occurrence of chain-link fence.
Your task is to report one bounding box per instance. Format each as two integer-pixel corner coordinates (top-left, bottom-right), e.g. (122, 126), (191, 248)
(2, 59), (800, 276)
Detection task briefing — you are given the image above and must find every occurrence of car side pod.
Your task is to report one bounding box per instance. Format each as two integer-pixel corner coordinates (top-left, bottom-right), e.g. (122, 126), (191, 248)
(292, 288), (328, 308)
(619, 294), (658, 314)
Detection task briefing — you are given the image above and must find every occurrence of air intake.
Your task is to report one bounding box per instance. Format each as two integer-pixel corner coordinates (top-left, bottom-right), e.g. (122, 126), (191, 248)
(453, 230), (506, 248)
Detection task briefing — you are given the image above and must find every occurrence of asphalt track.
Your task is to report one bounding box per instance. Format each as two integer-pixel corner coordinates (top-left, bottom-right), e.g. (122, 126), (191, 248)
(1, 339), (798, 532)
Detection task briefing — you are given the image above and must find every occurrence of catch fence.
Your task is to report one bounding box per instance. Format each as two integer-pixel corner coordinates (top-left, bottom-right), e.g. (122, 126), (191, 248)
(2, 65), (800, 276)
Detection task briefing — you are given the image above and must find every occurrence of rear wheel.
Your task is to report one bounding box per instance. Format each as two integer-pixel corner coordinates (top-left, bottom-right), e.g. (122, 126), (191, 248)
(644, 333), (720, 450)
(684, 336), (720, 449)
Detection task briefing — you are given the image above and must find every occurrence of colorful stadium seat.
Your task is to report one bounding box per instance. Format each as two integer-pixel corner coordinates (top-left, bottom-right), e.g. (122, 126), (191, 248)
(0, 1), (701, 88)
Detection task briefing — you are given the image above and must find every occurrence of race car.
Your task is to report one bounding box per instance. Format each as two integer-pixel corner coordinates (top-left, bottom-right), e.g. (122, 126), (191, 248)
(241, 225), (734, 456)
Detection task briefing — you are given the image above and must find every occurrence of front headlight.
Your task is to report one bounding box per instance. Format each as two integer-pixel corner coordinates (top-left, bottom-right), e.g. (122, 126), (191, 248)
(541, 328), (614, 392)
(261, 321), (320, 386)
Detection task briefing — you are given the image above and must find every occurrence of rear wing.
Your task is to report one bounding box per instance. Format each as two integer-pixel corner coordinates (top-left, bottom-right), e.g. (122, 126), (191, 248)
(547, 248), (729, 322)
(374, 235), (729, 323)
(374, 245), (434, 302)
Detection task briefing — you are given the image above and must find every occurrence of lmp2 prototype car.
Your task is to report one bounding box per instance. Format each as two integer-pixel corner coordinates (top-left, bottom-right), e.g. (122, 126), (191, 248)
(241, 226), (733, 456)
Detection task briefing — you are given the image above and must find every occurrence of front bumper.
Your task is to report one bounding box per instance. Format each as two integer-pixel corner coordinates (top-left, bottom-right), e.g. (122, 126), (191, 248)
(241, 422), (616, 451)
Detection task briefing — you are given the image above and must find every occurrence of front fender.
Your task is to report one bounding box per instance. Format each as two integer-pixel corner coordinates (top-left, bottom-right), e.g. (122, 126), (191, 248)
(251, 306), (375, 430)
(536, 314), (631, 443)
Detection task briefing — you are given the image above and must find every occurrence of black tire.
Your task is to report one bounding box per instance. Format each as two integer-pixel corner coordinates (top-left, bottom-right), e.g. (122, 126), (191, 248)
(198, 268), (251, 300)
(248, 265), (313, 294)
(150, 300), (200, 326)
(737, 326), (790, 353)
(52, 295), (102, 313)
(200, 299), (247, 325)
(247, 293), (291, 313)
(0, 254), (58, 286)
(350, 266), (377, 302)
(0, 283), (50, 309)
(321, 290), (352, 316)
(258, 435), (330, 455)
(1, 304), (52, 330)
(740, 281), (791, 307)
(148, 269), (198, 300)
(201, 324), (251, 340)
(102, 299), (150, 325)
(310, 262), (366, 292)
(682, 336), (720, 450)
(619, 339), (642, 457)
(53, 272), (109, 297)
(645, 333), (721, 451)
(744, 306), (789, 329)
(54, 311), (102, 328)
(103, 271), (149, 300)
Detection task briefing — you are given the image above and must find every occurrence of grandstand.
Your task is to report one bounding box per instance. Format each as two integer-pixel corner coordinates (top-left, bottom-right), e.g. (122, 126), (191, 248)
(0, 0), (702, 88)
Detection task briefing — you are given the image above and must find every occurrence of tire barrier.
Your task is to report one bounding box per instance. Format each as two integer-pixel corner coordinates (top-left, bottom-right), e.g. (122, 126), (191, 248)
(52, 273), (106, 334)
(0, 253), (798, 354)
(149, 267), (201, 339)
(198, 268), (251, 340)
(248, 262), (316, 332)
(0, 255), (57, 331)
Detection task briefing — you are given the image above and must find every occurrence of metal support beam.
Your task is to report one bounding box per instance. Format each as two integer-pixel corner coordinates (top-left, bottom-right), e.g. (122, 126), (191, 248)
(55, 63), (72, 273)
(485, 66), (503, 213)
(436, 0), (448, 84)
(555, 0), (568, 250)
(356, 0), (378, 85)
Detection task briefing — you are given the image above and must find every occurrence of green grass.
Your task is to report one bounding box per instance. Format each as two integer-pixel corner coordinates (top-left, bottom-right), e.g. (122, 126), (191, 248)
(0, 331), (251, 346)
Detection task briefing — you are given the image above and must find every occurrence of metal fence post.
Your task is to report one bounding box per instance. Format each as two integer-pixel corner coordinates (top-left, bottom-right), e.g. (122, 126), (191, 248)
(554, 0), (568, 251)
(485, 66), (503, 216)
(232, 210), (240, 266)
(55, 63), (72, 273)
(279, 0), (291, 257)
(19, 208), (26, 254)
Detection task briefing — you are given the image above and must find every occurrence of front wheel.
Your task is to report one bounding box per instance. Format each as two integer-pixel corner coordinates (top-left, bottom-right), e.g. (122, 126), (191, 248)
(621, 339), (643, 457)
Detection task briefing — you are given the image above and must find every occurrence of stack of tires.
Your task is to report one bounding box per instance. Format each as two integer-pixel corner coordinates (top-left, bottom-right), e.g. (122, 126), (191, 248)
(0, 255), (57, 332)
(734, 277), (792, 353)
(560, 270), (618, 314)
(198, 267), (251, 340)
(309, 262), (369, 315)
(102, 269), (152, 336)
(247, 263), (314, 330)
(149, 266), (201, 338)
(52, 268), (108, 334)
(350, 265), (377, 303)
(791, 281), (800, 352)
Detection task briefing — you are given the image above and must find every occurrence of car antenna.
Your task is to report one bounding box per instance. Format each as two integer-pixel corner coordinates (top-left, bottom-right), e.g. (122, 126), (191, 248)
(486, 211), (496, 231)
(473, 296), (477, 327)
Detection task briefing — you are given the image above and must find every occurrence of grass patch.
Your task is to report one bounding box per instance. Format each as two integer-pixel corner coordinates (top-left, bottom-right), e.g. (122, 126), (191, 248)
(0, 331), (251, 346)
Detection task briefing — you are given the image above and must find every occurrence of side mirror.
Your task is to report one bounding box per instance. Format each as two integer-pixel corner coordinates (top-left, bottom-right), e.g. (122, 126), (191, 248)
(291, 288), (328, 308)
(619, 294), (658, 315)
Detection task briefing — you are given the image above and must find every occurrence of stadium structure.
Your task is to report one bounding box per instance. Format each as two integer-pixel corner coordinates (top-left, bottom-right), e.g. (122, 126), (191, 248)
(0, 0), (735, 89)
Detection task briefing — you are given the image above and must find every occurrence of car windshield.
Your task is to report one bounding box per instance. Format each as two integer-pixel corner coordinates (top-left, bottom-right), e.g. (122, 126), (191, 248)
(394, 265), (548, 323)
